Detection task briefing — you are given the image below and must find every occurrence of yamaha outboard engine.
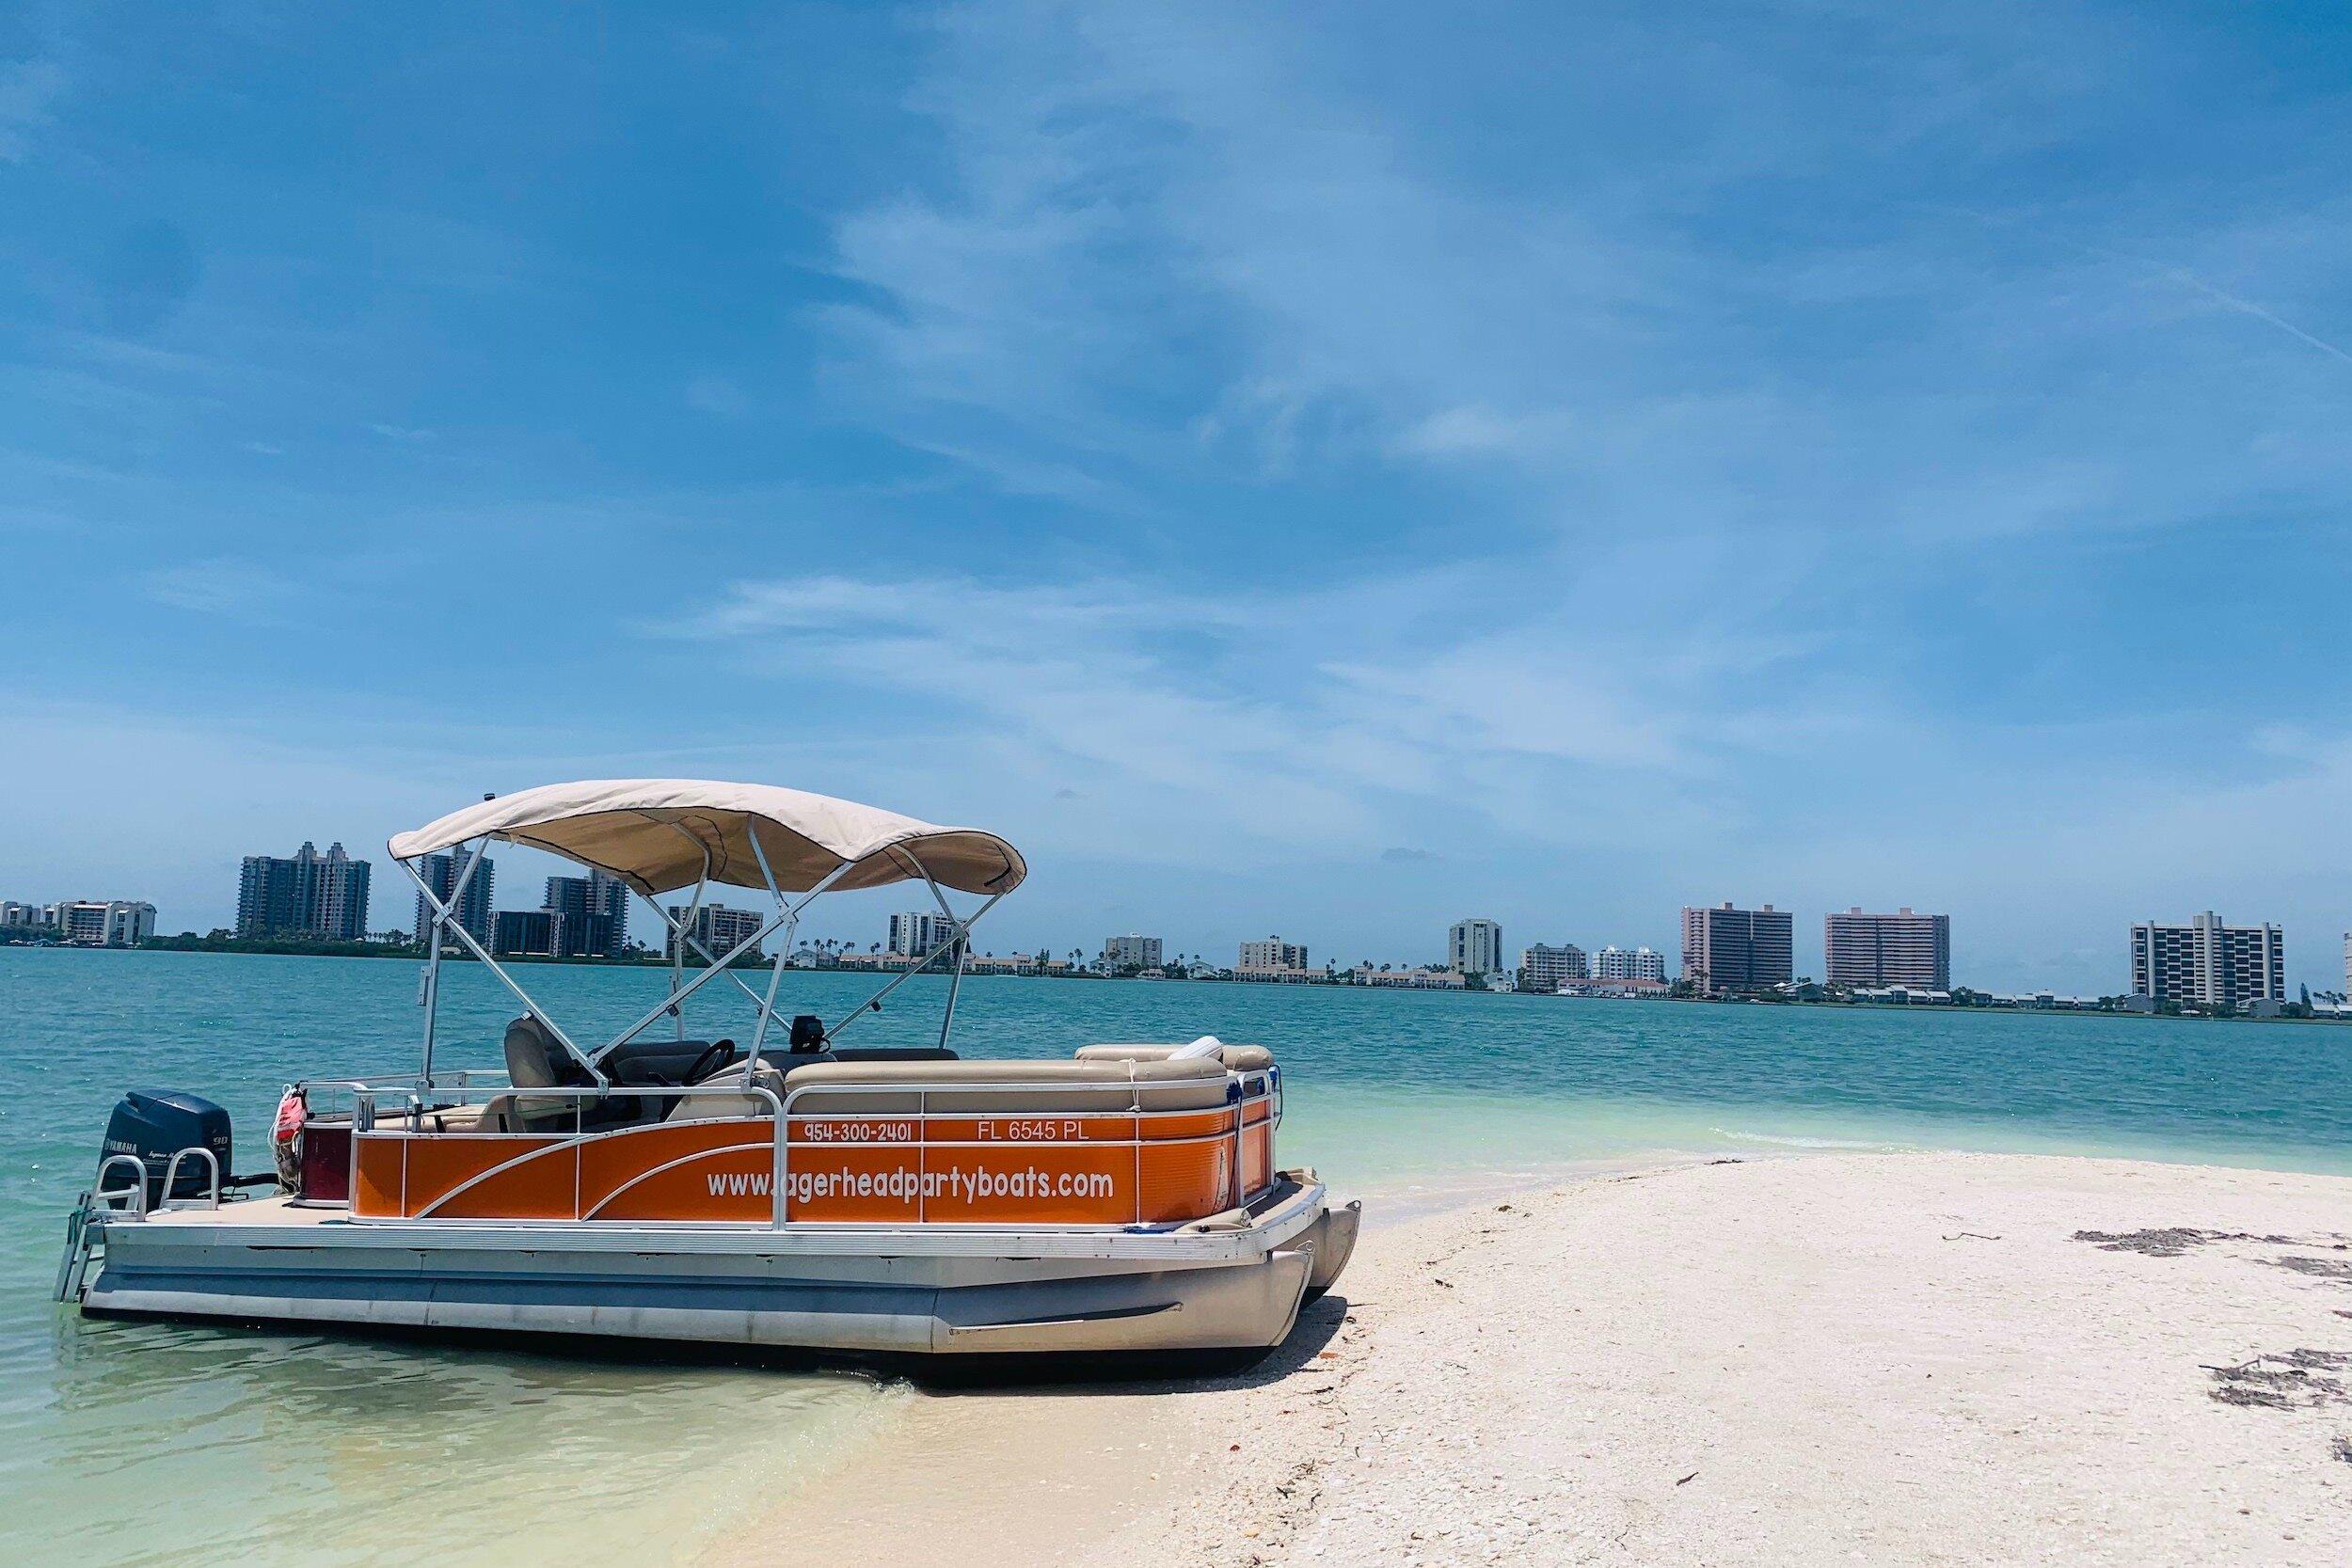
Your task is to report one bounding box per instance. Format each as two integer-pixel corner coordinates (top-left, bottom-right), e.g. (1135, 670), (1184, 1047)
(100, 1089), (232, 1209)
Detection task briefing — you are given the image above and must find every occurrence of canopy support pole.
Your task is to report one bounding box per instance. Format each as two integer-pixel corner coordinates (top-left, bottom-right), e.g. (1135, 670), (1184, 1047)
(824, 886), (1003, 1046)
(597, 861), (855, 1059)
(916, 866), (971, 1052)
(744, 824), (794, 1075)
(417, 835), (488, 1113)
(400, 853), (603, 1085)
(642, 895), (773, 1015)
(669, 855), (709, 1042)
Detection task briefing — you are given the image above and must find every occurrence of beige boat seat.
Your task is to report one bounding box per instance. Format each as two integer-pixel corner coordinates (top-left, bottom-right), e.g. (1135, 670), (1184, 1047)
(660, 1061), (791, 1123)
(1076, 1042), (1275, 1072)
(665, 1056), (1234, 1120)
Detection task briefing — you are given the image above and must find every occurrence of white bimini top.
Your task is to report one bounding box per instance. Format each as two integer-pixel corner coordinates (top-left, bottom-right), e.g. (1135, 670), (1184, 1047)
(389, 778), (1025, 897)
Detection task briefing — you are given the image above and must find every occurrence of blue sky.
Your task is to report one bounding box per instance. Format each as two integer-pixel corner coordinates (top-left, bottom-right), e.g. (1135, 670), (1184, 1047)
(6, 2), (2350, 991)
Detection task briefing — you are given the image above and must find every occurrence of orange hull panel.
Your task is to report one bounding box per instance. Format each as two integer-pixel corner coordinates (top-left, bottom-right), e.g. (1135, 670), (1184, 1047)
(351, 1094), (1276, 1226)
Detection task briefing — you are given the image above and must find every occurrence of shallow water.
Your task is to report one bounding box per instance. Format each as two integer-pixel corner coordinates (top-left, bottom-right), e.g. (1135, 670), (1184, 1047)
(3, 947), (2346, 1562)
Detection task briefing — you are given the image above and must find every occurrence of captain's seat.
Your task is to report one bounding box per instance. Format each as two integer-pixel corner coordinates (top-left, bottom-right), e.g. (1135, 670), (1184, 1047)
(483, 1015), (678, 1132)
(504, 1013), (590, 1090)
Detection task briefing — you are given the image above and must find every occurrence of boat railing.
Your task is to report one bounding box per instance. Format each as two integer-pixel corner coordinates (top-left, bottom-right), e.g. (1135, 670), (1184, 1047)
(93, 1154), (150, 1216)
(159, 1147), (223, 1212)
(299, 1069), (513, 1101)
(349, 1079), (791, 1221)
(342, 1066), (1279, 1229)
(774, 1068), (1280, 1227)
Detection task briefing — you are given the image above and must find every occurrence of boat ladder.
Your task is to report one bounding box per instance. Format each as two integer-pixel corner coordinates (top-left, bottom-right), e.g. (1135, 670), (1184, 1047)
(54, 1156), (147, 1304)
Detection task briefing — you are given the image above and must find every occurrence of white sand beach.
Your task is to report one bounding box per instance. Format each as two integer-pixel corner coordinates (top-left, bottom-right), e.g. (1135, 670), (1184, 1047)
(706, 1152), (2352, 1567)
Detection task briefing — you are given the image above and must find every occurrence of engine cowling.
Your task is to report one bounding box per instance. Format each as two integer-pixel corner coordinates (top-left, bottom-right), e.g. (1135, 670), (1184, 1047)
(100, 1089), (232, 1209)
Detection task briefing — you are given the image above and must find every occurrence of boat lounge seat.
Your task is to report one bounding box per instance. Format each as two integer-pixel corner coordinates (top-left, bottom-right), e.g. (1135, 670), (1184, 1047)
(663, 1055), (1235, 1121)
(777, 1057), (1233, 1116)
(1077, 1042), (1276, 1072)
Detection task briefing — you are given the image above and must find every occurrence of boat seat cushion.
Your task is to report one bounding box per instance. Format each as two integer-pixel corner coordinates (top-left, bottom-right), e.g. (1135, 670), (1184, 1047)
(780, 1057), (1232, 1115)
(664, 1056), (1246, 1120)
(1077, 1042), (1275, 1072)
(660, 1063), (789, 1123)
(504, 1015), (591, 1088)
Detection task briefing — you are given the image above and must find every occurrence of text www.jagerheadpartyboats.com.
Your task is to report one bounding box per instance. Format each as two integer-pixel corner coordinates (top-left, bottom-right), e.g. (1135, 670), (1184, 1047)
(709, 1165), (1122, 1203)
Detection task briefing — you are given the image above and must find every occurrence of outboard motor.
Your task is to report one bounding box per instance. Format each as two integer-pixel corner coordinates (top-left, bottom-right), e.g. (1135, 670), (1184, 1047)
(100, 1089), (232, 1209)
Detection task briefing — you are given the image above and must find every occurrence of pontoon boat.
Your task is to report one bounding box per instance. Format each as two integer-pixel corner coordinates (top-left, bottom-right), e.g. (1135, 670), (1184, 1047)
(57, 780), (1358, 1361)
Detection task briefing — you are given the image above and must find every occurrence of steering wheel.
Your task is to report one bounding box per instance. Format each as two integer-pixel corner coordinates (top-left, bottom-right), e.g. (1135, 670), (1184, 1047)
(685, 1038), (739, 1084)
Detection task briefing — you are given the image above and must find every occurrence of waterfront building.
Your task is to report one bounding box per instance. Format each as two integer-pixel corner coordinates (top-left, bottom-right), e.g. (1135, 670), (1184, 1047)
(2, 899), (58, 931)
(1823, 908), (1950, 990)
(1233, 964), (1324, 983)
(53, 899), (156, 946)
(887, 911), (961, 958)
(492, 909), (561, 958)
(2344, 931), (2350, 995)
(410, 847), (493, 950)
(667, 903), (767, 963)
(1353, 965), (1466, 989)
(1102, 933), (1164, 970)
(1592, 944), (1668, 983)
(1238, 936), (1309, 974)
(545, 871), (629, 958)
(1680, 903), (1793, 993)
(1519, 942), (1588, 990)
(1558, 977), (1670, 999)
(2129, 912), (2283, 1008)
(238, 841), (372, 940)
(1447, 919), (1503, 977)
(493, 905), (614, 959)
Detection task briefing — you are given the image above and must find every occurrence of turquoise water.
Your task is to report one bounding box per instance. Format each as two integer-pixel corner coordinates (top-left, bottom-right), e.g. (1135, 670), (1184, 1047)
(4, 947), (2347, 1564)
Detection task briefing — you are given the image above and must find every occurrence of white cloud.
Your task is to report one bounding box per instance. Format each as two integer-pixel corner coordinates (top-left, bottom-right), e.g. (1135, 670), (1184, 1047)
(661, 562), (1810, 867)
(1391, 405), (1578, 461)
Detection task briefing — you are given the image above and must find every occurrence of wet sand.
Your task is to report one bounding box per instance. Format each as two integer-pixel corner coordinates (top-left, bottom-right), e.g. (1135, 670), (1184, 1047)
(702, 1153), (2352, 1567)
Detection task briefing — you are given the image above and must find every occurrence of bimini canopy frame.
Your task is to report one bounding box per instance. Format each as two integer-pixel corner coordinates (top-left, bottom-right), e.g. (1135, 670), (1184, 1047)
(389, 780), (1025, 1086)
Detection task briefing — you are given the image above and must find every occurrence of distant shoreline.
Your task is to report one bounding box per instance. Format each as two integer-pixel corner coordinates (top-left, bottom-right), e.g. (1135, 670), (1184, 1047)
(6, 941), (2343, 1024)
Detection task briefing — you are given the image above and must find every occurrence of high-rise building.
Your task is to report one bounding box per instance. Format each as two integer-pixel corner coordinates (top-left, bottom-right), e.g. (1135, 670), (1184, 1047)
(1449, 919), (1503, 976)
(886, 911), (961, 958)
(1592, 944), (1667, 983)
(1824, 908), (1951, 990)
(238, 841), (371, 940)
(1239, 936), (1308, 973)
(668, 903), (767, 962)
(2130, 913), (2283, 1008)
(2, 899), (58, 931)
(53, 899), (156, 946)
(545, 871), (629, 958)
(491, 906), (614, 959)
(493, 909), (561, 958)
(411, 847), (494, 950)
(1680, 903), (1793, 992)
(2344, 930), (2350, 995)
(1519, 942), (1588, 990)
(1102, 933), (1164, 970)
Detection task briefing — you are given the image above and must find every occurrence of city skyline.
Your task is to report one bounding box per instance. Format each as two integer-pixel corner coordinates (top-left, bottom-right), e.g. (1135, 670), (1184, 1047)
(20, 841), (2350, 1001)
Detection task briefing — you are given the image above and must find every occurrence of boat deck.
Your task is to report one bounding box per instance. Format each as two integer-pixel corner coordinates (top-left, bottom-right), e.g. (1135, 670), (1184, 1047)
(139, 1196), (336, 1227)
